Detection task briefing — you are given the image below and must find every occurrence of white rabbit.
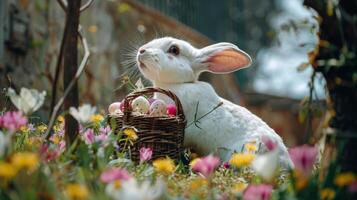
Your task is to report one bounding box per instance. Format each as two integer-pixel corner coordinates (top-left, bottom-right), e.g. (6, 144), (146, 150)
(136, 37), (293, 168)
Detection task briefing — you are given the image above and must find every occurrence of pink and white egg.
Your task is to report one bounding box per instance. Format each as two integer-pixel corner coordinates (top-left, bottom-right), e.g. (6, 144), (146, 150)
(108, 101), (123, 115)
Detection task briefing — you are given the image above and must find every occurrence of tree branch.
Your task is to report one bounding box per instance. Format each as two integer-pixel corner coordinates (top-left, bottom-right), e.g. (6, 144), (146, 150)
(56, 0), (94, 12)
(44, 29), (90, 141)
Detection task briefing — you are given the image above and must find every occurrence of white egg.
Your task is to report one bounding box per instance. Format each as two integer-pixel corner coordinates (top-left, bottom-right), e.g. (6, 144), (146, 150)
(150, 99), (167, 117)
(131, 96), (150, 115)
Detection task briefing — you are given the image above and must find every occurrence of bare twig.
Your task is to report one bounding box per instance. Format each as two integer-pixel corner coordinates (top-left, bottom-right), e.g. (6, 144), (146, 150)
(56, 0), (67, 11)
(50, 22), (68, 117)
(186, 101), (224, 128)
(44, 29), (90, 140)
(304, 70), (316, 143)
(80, 0), (94, 12)
(56, 0), (94, 12)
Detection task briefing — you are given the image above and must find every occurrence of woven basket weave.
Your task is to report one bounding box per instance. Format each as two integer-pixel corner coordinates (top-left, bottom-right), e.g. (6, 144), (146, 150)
(108, 87), (186, 162)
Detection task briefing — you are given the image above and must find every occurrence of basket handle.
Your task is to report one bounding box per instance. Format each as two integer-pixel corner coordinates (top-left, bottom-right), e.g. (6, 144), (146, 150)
(122, 87), (185, 122)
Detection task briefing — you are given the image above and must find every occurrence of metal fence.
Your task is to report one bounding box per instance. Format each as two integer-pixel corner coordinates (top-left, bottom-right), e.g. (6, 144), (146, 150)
(137, 0), (246, 47)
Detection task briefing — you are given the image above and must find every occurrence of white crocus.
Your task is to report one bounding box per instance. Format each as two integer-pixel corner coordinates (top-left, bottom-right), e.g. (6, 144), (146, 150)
(0, 131), (10, 157)
(251, 148), (279, 182)
(106, 178), (165, 200)
(69, 104), (96, 124)
(7, 87), (46, 115)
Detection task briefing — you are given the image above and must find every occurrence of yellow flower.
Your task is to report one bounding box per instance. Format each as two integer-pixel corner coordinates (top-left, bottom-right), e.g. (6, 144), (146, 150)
(12, 152), (39, 172)
(65, 183), (89, 200)
(113, 180), (121, 189)
(90, 114), (104, 123)
(229, 153), (255, 168)
(57, 115), (65, 124)
(189, 158), (200, 169)
(190, 153), (199, 160)
(37, 125), (47, 133)
(334, 172), (356, 187)
(53, 124), (63, 133)
(51, 135), (61, 145)
(88, 25), (98, 33)
(320, 188), (335, 200)
(294, 170), (308, 190)
(123, 128), (138, 141)
(0, 162), (17, 179)
(26, 136), (42, 148)
(153, 157), (175, 174)
(189, 178), (208, 191)
(20, 125), (29, 133)
(232, 182), (248, 194)
(245, 142), (258, 153)
(118, 3), (132, 13)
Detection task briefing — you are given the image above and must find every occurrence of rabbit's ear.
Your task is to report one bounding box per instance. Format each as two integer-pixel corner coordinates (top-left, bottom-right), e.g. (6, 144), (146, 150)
(197, 43), (252, 74)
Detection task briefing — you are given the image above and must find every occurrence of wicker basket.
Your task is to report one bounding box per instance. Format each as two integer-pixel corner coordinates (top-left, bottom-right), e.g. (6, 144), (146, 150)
(108, 87), (186, 162)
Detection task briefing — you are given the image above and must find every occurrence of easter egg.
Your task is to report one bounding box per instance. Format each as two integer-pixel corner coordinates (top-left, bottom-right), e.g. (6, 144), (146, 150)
(149, 99), (167, 117)
(166, 104), (177, 116)
(108, 102), (122, 115)
(131, 96), (150, 115)
(148, 98), (157, 105)
(119, 100), (125, 111)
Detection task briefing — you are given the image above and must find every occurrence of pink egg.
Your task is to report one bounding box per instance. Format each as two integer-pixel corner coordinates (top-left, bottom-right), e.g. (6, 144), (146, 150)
(167, 104), (177, 116)
(149, 99), (167, 117)
(108, 102), (121, 114)
(148, 98), (157, 105)
(119, 100), (125, 111)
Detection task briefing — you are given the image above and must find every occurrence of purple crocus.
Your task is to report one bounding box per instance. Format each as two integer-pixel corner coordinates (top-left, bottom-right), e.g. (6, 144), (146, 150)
(83, 128), (95, 144)
(99, 126), (111, 135)
(58, 140), (66, 152)
(139, 147), (153, 163)
(95, 134), (108, 143)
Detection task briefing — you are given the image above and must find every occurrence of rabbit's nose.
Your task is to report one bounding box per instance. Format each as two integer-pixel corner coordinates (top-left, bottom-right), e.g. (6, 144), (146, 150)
(139, 49), (146, 54)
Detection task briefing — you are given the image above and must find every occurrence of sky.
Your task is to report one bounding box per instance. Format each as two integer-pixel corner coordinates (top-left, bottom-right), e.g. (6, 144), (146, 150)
(253, 0), (326, 99)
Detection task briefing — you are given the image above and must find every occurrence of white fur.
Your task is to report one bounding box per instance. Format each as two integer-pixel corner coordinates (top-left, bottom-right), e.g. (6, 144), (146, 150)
(136, 37), (293, 168)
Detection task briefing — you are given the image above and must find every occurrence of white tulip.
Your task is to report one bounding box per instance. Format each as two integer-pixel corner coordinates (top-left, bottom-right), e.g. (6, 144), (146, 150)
(69, 104), (96, 124)
(251, 148), (279, 182)
(106, 178), (165, 200)
(7, 87), (46, 114)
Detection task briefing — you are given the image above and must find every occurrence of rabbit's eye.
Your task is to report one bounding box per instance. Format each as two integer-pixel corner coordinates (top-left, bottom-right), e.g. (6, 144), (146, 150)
(168, 45), (180, 56)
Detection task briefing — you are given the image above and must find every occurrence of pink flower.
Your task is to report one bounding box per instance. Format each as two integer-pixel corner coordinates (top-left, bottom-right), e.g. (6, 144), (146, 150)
(99, 126), (111, 135)
(58, 140), (66, 152)
(262, 136), (277, 151)
(289, 145), (317, 176)
(95, 134), (108, 143)
(0, 111), (28, 133)
(243, 184), (273, 200)
(223, 161), (230, 169)
(100, 168), (131, 183)
(139, 147), (153, 163)
(191, 155), (220, 177)
(57, 127), (65, 137)
(83, 129), (95, 144)
(39, 144), (59, 162)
